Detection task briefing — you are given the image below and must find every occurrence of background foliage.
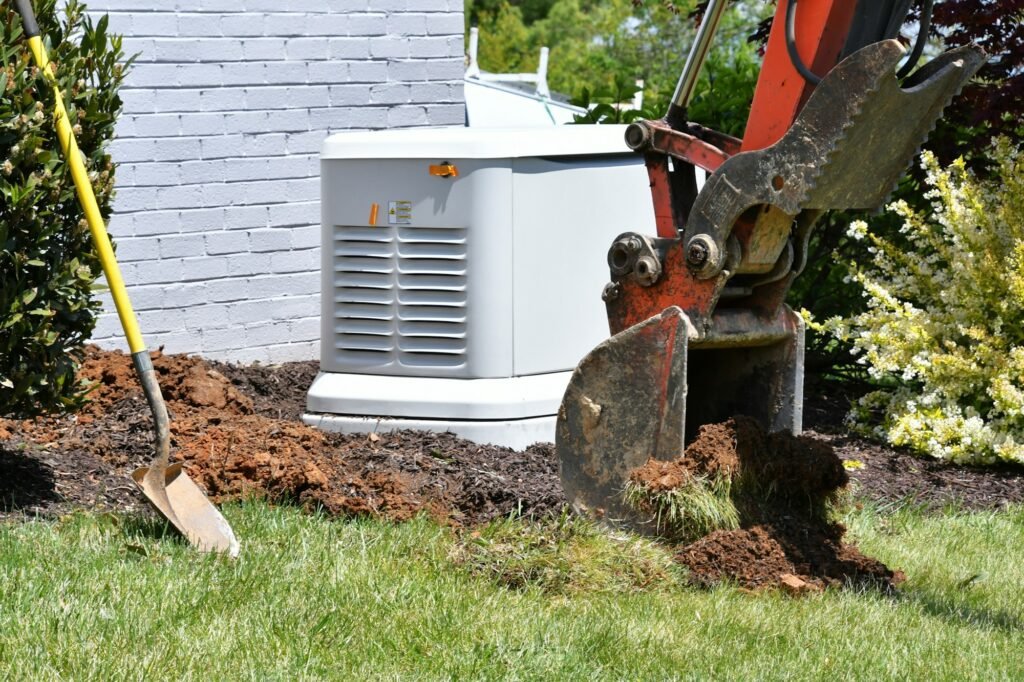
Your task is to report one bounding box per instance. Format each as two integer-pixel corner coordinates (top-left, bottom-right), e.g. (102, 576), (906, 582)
(787, 0), (1024, 383)
(1, 0), (127, 417)
(467, 0), (767, 135)
(814, 143), (1024, 465)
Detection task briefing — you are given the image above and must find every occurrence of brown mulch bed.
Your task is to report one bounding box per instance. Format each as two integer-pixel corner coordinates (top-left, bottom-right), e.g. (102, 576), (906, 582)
(0, 346), (562, 526)
(803, 384), (1024, 512)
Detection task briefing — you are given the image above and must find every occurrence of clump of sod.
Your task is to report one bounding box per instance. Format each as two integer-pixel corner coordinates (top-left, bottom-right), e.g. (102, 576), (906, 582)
(622, 417), (852, 543)
(623, 461), (740, 543)
(452, 511), (685, 594)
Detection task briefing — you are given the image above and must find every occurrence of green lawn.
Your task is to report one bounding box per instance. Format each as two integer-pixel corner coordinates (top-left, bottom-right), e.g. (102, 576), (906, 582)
(1, 503), (1022, 680)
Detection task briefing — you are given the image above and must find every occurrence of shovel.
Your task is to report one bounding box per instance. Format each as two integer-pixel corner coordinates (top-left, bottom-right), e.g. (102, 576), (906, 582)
(14, 0), (239, 556)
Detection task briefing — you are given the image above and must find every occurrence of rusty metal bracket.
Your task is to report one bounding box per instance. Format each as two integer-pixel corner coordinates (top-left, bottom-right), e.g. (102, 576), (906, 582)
(626, 119), (739, 173)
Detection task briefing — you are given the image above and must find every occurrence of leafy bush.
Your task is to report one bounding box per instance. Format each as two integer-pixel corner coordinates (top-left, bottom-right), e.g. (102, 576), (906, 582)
(789, 2), (1024, 382)
(813, 142), (1024, 465)
(570, 77), (657, 124)
(1, 0), (128, 417)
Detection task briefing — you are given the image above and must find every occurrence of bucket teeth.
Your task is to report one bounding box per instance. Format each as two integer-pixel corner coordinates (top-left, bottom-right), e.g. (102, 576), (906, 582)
(806, 44), (987, 210)
(685, 40), (986, 246)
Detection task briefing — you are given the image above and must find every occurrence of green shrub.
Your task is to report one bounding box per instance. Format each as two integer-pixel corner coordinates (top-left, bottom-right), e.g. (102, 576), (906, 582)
(812, 141), (1024, 465)
(1, 0), (128, 417)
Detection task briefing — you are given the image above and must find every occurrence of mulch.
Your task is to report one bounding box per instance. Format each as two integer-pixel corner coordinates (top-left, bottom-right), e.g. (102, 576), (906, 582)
(803, 384), (1024, 512)
(0, 347), (564, 526)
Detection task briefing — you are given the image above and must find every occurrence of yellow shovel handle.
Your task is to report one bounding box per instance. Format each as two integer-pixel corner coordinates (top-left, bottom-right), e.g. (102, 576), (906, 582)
(26, 34), (146, 355)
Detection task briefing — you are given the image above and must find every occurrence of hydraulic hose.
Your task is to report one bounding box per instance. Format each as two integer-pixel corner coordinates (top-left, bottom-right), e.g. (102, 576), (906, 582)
(786, 0), (937, 85)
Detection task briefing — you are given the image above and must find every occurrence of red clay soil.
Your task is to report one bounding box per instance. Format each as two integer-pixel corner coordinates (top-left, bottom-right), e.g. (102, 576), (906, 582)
(632, 417), (904, 592)
(0, 346), (562, 526)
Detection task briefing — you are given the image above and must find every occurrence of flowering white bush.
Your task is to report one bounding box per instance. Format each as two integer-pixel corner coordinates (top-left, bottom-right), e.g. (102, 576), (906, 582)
(810, 141), (1024, 465)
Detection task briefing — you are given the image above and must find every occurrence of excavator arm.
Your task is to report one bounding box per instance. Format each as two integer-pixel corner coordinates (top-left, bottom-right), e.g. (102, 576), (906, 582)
(556, 0), (985, 528)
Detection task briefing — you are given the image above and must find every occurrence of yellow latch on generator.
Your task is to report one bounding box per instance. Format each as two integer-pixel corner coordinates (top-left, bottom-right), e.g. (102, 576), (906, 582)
(429, 163), (458, 178)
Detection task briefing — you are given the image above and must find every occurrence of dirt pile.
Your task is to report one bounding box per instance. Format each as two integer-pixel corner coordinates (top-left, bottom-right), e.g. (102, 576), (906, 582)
(632, 418), (847, 499)
(170, 414), (562, 525)
(78, 348), (253, 415)
(630, 417), (903, 593)
(1, 346), (1019, 591)
(0, 346), (562, 525)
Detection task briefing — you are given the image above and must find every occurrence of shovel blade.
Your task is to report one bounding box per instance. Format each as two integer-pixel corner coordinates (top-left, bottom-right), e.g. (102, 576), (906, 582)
(132, 463), (240, 557)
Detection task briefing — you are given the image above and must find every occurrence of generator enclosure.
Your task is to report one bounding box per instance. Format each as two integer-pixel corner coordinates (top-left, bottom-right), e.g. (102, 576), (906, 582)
(304, 126), (655, 447)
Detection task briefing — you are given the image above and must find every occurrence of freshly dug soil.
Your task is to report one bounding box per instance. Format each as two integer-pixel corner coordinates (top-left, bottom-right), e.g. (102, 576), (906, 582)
(631, 417), (903, 592)
(634, 419), (848, 501)
(209, 358), (319, 422)
(0, 346), (1020, 594)
(174, 417), (562, 525)
(0, 346), (561, 526)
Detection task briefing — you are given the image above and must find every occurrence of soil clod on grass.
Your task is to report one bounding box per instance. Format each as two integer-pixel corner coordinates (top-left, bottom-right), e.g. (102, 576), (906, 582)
(628, 417), (904, 592)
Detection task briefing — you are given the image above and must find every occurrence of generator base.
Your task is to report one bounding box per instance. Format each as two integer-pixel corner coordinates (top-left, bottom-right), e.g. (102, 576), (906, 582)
(304, 371), (569, 448)
(302, 413), (555, 450)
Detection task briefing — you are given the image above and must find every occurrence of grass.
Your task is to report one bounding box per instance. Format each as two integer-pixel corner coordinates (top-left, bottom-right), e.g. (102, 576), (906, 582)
(0, 502), (1022, 680)
(623, 473), (740, 541)
(452, 511), (686, 594)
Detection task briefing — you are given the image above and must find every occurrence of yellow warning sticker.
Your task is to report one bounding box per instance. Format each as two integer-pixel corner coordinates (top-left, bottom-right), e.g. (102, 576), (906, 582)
(388, 200), (412, 225)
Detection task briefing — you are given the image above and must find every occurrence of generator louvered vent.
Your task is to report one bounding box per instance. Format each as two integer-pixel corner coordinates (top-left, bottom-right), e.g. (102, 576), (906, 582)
(332, 224), (468, 373)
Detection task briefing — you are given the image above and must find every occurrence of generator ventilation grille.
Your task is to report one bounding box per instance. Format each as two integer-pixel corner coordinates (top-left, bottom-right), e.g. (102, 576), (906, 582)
(331, 224), (468, 372)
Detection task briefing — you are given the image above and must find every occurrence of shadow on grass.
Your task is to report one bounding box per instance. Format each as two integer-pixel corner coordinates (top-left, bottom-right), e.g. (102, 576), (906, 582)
(118, 514), (187, 547)
(905, 588), (1024, 633)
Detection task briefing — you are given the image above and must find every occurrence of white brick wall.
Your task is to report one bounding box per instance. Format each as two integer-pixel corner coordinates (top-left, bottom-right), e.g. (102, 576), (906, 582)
(86, 1), (466, 364)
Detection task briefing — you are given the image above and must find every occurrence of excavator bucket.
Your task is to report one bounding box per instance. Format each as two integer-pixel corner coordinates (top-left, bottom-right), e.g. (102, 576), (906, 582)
(557, 306), (804, 531)
(556, 32), (984, 532)
(557, 308), (689, 531)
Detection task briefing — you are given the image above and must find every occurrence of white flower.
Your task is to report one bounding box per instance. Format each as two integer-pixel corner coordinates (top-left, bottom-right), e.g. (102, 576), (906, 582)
(824, 145), (1024, 466)
(847, 220), (869, 241)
